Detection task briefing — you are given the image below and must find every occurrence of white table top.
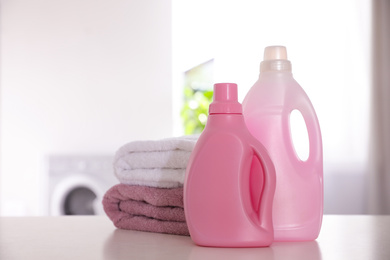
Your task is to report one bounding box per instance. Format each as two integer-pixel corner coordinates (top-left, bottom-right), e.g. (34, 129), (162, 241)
(1, 215), (389, 260)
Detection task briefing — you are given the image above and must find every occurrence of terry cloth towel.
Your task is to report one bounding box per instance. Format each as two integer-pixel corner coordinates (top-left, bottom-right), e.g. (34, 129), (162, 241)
(103, 184), (189, 236)
(113, 135), (198, 188)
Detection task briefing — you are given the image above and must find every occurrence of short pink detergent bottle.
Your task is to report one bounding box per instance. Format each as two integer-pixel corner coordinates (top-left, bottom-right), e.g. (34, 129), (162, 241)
(184, 83), (276, 247)
(242, 46), (323, 241)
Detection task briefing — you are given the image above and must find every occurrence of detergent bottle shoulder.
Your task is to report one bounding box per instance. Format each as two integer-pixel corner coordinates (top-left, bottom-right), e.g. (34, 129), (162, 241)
(242, 46), (323, 241)
(184, 83), (276, 247)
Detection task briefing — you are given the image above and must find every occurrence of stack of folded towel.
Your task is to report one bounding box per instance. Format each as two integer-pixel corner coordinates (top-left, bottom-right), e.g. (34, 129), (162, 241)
(102, 135), (198, 236)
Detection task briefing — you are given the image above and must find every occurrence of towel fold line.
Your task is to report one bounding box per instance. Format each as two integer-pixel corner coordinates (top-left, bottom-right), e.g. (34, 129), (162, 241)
(115, 151), (192, 170)
(115, 168), (186, 188)
(129, 214), (186, 223)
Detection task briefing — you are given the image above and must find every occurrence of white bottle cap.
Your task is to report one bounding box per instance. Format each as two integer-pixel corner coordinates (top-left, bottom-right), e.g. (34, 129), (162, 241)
(264, 46), (287, 60)
(260, 46), (291, 72)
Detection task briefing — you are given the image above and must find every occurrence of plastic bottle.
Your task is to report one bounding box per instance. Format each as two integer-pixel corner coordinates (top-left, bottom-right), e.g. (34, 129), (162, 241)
(242, 46), (323, 241)
(184, 83), (276, 247)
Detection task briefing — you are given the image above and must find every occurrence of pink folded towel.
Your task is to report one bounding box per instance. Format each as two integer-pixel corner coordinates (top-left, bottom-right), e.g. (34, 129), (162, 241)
(102, 184), (189, 236)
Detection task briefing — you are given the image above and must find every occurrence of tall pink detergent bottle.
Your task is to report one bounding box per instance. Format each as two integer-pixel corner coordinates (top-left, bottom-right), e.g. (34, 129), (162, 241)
(242, 46), (323, 241)
(184, 83), (276, 247)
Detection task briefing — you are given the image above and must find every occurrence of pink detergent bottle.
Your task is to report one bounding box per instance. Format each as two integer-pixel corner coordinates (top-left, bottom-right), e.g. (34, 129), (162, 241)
(184, 83), (276, 247)
(242, 46), (323, 241)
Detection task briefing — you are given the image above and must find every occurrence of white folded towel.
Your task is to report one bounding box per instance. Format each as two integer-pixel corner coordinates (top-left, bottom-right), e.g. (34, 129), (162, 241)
(113, 135), (198, 188)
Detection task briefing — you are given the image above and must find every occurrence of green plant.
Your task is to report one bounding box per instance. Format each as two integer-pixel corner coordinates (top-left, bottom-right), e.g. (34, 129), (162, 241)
(181, 86), (213, 135)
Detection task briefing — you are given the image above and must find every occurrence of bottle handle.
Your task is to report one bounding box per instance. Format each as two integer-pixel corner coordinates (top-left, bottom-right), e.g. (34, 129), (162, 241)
(250, 143), (276, 230)
(285, 94), (323, 172)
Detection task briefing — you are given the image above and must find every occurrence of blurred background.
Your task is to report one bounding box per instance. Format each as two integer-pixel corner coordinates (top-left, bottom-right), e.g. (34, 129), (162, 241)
(0, 0), (388, 216)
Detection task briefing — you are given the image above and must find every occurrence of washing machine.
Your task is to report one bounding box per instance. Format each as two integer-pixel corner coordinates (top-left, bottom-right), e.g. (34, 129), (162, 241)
(48, 155), (118, 216)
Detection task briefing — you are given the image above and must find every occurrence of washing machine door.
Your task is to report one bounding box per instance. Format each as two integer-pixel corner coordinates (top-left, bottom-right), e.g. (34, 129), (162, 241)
(50, 174), (104, 216)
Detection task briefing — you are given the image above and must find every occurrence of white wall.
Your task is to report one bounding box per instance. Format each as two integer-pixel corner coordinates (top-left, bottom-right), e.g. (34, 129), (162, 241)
(1, 0), (373, 216)
(0, 0), (173, 215)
